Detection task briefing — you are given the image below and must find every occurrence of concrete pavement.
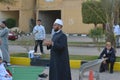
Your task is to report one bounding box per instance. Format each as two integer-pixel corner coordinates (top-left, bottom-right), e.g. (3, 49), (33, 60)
(38, 68), (120, 80)
(9, 45), (120, 56)
(9, 35), (120, 80)
(9, 35), (120, 56)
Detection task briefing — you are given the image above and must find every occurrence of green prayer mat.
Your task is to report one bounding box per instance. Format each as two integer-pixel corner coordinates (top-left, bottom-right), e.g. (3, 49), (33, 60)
(7, 66), (45, 80)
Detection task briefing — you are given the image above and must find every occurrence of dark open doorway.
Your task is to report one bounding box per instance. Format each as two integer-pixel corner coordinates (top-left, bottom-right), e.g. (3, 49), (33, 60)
(39, 10), (61, 34)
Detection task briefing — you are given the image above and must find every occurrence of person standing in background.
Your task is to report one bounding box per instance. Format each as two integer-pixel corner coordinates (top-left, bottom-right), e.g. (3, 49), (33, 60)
(113, 23), (120, 48)
(33, 19), (46, 54)
(0, 21), (10, 66)
(44, 19), (71, 80)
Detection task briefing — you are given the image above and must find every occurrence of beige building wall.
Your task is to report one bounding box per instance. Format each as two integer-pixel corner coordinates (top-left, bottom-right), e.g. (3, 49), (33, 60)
(0, 0), (21, 10)
(37, 0), (94, 34)
(0, 0), (21, 27)
(19, 10), (34, 32)
(62, 0), (94, 34)
(0, 0), (94, 34)
(19, 0), (35, 32)
(0, 11), (19, 26)
(0, 0), (35, 32)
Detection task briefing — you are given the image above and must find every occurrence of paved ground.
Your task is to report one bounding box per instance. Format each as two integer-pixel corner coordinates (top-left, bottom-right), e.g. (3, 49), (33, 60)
(9, 35), (120, 56)
(9, 45), (120, 56)
(38, 68), (120, 80)
(9, 35), (120, 80)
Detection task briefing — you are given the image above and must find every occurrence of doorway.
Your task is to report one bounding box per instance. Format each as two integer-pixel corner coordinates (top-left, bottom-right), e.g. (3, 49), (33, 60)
(39, 10), (61, 34)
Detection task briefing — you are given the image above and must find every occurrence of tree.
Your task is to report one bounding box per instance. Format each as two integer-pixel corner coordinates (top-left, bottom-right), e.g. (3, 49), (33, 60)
(82, 0), (120, 48)
(89, 27), (103, 43)
(100, 0), (120, 48)
(6, 18), (16, 28)
(82, 1), (106, 27)
(89, 27), (104, 51)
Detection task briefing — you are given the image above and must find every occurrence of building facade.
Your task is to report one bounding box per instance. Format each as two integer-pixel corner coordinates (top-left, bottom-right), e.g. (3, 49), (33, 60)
(0, 0), (94, 34)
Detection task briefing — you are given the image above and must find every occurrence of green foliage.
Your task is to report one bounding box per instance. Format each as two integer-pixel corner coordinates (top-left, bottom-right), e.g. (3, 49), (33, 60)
(5, 18), (16, 28)
(82, 1), (106, 26)
(89, 27), (104, 51)
(89, 27), (103, 39)
(100, 0), (120, 48)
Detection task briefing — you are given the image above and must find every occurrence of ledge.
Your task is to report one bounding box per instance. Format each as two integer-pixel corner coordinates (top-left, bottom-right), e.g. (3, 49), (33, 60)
(10, 57), (120, 71)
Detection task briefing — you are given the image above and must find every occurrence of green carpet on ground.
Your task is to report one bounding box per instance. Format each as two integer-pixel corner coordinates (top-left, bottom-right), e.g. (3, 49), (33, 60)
(7, 66), (45, 80)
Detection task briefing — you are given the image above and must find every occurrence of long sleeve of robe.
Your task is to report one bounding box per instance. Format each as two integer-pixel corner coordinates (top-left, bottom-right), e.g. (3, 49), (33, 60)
(0, 27), (10, 62)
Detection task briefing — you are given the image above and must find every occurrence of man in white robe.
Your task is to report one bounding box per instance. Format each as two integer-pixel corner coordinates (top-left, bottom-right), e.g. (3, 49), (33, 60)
(0, 21), (10, 65)
(0, 57), (12, 80)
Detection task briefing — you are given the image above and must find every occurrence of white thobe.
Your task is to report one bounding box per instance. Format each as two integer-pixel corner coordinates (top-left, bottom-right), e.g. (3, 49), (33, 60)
(0, 63), (12, 80)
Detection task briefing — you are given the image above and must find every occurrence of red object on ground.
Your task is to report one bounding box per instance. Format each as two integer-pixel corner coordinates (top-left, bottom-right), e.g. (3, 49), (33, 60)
(8, 31), (18, 40)
(6, 69), (12, 76)
(89, 70), (94, 80)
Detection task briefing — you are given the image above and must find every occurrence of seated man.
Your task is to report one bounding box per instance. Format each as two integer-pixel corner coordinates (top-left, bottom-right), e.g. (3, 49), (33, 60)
(99, 42), (116, 73)
(0, 57), (12, 80)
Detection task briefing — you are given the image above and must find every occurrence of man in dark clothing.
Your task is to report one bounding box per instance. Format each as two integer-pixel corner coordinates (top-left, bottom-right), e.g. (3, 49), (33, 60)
(99, 42), (116, 73)
(44, 19), (71, 80)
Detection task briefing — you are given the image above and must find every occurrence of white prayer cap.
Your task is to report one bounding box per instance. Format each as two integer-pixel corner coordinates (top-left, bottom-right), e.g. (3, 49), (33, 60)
(54, 19), (63, 26)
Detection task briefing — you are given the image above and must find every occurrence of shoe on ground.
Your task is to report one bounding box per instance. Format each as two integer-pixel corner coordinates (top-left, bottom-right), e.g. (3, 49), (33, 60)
(110, 71), (113, 74)
(38, 73), (48, 78)
(7, 63), (11, 66)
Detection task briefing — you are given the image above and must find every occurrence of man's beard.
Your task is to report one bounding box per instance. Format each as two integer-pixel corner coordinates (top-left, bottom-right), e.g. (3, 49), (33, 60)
(54, 27), (59, 32)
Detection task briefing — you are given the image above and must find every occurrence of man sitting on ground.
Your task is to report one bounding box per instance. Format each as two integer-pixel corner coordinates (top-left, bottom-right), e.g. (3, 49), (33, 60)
(99, 42), (116, 74)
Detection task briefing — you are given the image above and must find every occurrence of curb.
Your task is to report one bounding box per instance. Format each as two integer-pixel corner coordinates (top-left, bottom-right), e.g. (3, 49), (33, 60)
(10, 57), (120, 71)
(10, 57), (30, 66)
(70, 60), (120, 71)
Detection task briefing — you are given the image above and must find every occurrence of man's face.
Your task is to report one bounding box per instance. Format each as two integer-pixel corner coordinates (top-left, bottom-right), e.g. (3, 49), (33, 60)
(53, 23), (60, 32)
(106, 45), (111, 50)
(37, 21), (41, 26)
(0, 23), (5, 28)
(0, 59), (2, 64)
